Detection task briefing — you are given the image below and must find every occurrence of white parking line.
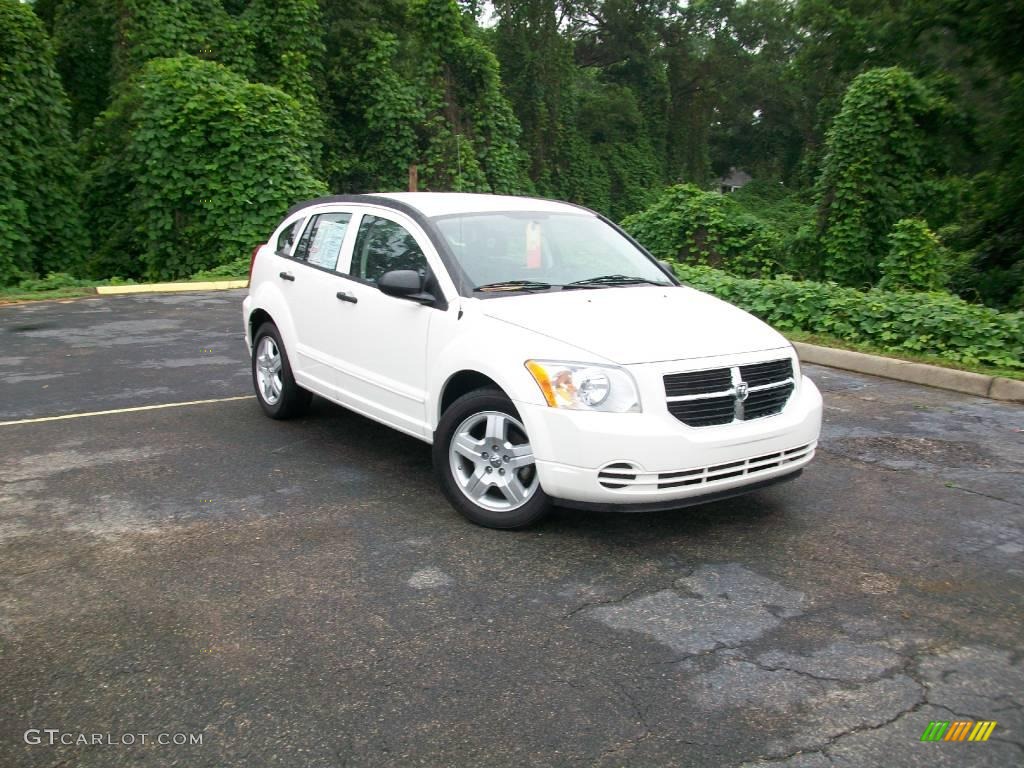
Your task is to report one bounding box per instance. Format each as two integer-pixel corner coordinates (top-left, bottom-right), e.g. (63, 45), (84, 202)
(0, 395), (254, 427)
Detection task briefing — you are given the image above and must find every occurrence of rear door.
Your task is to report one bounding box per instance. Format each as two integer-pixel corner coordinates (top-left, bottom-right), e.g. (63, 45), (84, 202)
(282, 210), (356, 398)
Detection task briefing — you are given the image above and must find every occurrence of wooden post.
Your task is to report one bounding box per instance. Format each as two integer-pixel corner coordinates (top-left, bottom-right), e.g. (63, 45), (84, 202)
(408, 164), (418, 192)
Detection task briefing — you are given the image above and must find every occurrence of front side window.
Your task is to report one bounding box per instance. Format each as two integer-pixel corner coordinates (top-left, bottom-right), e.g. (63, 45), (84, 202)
(433, 212), (671, 291)
(350, 215), (428, 283)
(292, 212), (352, 271)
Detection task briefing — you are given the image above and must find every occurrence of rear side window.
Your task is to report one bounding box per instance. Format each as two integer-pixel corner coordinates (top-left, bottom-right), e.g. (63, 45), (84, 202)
(292, 212), (352, 271)
(350, 215), (427, 283)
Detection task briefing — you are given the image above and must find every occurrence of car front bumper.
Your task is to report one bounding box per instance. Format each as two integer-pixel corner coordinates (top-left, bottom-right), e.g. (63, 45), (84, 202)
(515, 375), (822, 508)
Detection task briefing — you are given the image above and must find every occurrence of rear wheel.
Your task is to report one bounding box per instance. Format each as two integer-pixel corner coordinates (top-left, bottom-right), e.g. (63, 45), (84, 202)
(251, 322), (311, 419)
(433, 388), (550, 529)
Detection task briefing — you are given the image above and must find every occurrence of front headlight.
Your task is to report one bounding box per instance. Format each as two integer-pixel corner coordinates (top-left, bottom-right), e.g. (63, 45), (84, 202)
(525, 360), (641, 413)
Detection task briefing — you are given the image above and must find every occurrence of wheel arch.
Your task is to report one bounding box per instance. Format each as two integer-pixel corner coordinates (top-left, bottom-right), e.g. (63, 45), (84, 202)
(438, 370), (504, 423)
(248, 307), (275, 344)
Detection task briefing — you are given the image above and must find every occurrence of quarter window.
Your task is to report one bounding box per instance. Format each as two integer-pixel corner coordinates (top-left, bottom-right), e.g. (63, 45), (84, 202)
(350, 216), (428, 283)
(292, 213), (352, 271)
(276, 219), (302, 255)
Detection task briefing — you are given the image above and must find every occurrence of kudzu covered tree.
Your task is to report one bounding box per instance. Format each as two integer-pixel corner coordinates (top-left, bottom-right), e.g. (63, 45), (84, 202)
(814, 67), (941, 287)
(0, 0), (87, 283)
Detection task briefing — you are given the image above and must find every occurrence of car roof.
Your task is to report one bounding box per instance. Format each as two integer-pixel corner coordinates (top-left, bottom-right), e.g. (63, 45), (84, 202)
(374, 192), (590, 218)
(288, 192), (592, 220)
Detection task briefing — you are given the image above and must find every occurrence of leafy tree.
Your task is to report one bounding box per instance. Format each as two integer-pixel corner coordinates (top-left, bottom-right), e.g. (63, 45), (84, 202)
(0, 0), (86, 283)
(493, 0), (575, 193)
(322, 18), (422, 191)
(43, 0), (117, 136)
(82, 55), (326, 280)
(410, 0), (529, 193)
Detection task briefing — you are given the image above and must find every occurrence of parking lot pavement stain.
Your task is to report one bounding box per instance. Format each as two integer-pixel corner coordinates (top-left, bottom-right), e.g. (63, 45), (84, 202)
(407, 568), (455, 589)
(134, 356), (240, 368)
(585, 563), (804, 655)
(1, 446), (166, 483)
(2, 372), (69, 384)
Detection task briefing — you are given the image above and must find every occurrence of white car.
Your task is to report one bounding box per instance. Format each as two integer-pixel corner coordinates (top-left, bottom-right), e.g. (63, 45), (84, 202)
(243, 193), (822, 528)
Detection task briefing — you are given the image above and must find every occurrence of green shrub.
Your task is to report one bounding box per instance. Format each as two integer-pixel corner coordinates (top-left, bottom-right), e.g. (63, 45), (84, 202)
(83, 55), (326, 281)
(190, 256), (250, 280)
(878, 218), (948, 292)
(16, 272), (93, 292)
(672, 264), (1024, 370)
(622, 184), (782, 278)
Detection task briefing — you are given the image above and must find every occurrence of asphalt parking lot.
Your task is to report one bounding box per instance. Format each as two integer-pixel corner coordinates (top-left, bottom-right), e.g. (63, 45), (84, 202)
(1, 290), (1022, 767)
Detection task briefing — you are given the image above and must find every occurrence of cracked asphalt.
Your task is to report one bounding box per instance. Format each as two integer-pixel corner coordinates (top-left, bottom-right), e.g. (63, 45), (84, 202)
(1, 290), (1022, 767)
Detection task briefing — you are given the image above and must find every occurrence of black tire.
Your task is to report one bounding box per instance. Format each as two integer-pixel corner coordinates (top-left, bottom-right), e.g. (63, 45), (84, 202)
(432, 387), (551, 529)
(251, 322), (311, 419)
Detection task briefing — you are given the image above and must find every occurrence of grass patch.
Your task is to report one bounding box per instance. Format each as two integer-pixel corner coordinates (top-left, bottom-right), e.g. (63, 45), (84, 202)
(0, 286), (98, 304)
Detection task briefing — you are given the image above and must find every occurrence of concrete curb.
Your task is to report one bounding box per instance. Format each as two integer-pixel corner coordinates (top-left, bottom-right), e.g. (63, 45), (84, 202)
(96, 280), (248, 295)
(792, 341), (1024, 404)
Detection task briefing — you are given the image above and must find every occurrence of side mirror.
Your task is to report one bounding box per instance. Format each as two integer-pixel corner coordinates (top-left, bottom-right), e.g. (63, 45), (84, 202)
(378, 270), (435, 304)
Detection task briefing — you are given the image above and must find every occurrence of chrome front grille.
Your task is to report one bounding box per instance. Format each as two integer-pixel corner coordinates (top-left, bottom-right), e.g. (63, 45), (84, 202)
(664, 358), (795, 427)
(597, 443), (815, 492)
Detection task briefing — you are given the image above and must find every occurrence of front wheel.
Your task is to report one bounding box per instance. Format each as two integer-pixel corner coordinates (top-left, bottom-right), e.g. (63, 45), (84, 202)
(433, 388), (550, 529)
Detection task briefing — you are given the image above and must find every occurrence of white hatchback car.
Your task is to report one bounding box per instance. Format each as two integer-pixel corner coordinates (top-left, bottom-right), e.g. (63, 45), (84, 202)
(244, 193), (822, 528)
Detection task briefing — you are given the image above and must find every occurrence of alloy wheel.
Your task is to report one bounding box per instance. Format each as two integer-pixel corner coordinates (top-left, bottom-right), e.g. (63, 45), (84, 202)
(448, 410), (538, 512)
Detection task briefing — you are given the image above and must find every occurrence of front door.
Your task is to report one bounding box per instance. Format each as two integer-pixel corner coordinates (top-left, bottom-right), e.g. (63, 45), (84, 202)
(328, 210), (441, 439)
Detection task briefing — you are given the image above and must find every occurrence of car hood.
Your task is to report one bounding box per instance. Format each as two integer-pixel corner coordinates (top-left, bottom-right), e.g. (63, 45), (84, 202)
(479, 285), (790, 365)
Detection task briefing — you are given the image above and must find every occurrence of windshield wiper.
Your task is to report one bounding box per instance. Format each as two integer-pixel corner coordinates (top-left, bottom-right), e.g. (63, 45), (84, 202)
(474, 280), (554, 293)
(564, 274), (669, 289)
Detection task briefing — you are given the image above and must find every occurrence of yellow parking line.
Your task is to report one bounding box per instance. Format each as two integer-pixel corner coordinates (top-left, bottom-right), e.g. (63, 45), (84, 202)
(0, 395), (254, 426)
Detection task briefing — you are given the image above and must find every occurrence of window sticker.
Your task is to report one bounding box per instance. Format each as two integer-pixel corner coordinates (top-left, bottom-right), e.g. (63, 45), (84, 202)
(307, 219), (349, 270)
(525, 221), (542, 269)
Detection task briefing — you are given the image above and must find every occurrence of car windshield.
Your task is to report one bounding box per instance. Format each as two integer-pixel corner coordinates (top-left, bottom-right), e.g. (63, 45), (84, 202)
(432, 212), (672, 292)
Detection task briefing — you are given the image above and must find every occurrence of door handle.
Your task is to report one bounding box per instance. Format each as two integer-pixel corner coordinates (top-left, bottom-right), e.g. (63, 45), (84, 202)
(278, 271), (295, 282)
(336, 291), (358, 304)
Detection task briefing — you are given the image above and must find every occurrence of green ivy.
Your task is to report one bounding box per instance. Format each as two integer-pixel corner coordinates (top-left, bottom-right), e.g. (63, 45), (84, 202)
(324, 26), (422, 191)
(48, 0), (116, 136)
(410, 0), (530, 193)
(814, 68), (941, 287)
(672, 264), (1024, 370)
(82, 55), (326, 280)
(0, 0), (87, 284)
(878, 218), (948, 292)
